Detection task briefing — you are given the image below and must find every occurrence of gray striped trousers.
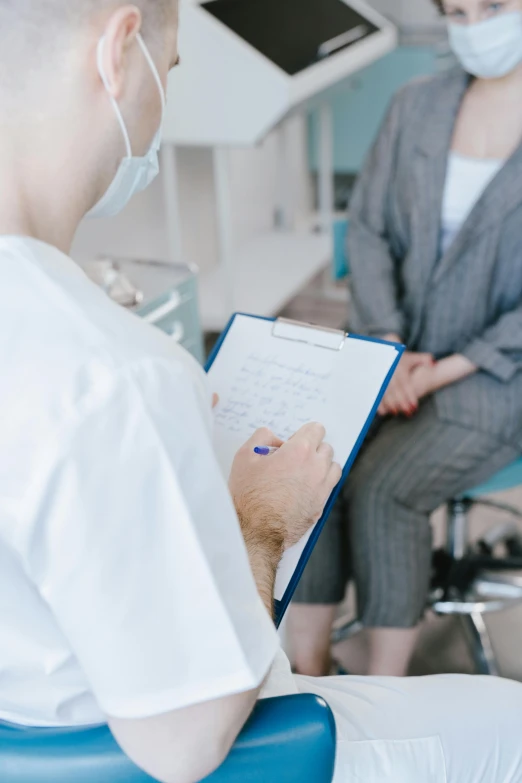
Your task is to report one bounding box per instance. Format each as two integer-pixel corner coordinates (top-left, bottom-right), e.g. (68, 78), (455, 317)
(293, 398), (519, 627)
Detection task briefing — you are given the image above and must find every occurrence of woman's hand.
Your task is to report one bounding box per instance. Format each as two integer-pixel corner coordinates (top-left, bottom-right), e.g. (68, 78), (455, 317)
(410, 363), (439, 401)
(412, 355), (477, 400)
(378, 351), (434, 417)
(380, 354), (478, 418)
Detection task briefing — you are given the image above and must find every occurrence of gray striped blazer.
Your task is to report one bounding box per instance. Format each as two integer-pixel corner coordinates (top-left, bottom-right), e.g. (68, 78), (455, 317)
(348, 67), (522, 450)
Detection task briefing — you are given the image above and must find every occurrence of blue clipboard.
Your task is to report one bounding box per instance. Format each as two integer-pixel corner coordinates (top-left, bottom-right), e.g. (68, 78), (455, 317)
(206, 313), (404, 627)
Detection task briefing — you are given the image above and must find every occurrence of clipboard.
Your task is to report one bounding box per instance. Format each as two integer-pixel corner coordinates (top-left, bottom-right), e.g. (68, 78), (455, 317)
(206, 313), (404, 627)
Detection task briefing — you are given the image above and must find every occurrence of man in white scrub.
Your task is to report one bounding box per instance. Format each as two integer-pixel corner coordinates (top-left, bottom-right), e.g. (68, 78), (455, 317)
(1, 1), (522, 782)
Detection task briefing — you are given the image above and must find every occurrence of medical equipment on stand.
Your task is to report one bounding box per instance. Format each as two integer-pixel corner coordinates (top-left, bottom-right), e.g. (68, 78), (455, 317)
(83, 257), (205, 364)
(161, 0), (397, 331)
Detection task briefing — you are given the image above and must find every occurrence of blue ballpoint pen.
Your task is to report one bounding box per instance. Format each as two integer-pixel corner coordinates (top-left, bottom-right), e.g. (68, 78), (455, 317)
(253, 446), (280, 456)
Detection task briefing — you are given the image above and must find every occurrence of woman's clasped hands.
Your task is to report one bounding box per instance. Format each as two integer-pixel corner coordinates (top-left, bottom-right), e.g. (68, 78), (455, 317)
(378, 334), (438, 417)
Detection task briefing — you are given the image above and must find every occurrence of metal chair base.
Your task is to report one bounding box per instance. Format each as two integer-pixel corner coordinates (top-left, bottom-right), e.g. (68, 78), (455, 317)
(460, 612), (499, 676)
(430, 496), (522, 675)
(331, 617), (363, 646)
(331, 496), (522, 674)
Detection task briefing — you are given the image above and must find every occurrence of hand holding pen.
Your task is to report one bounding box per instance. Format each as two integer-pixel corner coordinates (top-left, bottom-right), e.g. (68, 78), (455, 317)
(253, 445), (280, 456)
(229, 424), (342, 551)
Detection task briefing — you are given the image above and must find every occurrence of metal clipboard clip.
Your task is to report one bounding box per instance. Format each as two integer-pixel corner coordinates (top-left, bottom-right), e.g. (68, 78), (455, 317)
(271, 318), (346, 352)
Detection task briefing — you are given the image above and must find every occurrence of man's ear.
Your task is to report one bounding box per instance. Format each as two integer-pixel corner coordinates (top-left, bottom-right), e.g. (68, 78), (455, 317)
(98, 5), (142, 99)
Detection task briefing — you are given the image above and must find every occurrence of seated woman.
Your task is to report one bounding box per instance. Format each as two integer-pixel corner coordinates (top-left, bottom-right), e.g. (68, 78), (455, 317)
(290, 0), (522, 678)
(4, 3), (522, 782)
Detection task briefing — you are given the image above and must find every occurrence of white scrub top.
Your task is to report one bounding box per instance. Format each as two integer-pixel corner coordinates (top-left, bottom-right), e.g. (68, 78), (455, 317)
(0, 236), (278, 727)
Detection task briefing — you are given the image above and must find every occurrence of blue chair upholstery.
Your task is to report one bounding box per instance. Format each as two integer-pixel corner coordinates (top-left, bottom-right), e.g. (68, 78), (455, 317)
(463, 457), (522, 499)
(0, 695), (336, 783)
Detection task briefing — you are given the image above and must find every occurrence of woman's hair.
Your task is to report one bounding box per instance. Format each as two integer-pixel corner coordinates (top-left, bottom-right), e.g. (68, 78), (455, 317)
(432, 0), (444, 11)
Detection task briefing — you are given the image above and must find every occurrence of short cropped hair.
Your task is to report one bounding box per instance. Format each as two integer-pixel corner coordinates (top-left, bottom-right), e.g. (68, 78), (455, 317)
(0, 0), (175, 97)
(0, 0), (174, 47)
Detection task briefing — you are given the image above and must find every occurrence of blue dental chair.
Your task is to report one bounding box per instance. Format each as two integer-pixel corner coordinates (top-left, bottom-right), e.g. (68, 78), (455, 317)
(0, 694), (336, 783)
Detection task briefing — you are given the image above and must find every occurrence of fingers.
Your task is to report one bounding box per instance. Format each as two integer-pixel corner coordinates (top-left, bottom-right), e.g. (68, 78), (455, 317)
(245, 427), (284, 449)
(293, 422), (326, 449)
(212, 393), (219, 409)
(379, 381), (418, 417)
(317, 441), (334, 460)
(411, 352), (434, 368)
(326, 461), (343, 491)
(312, 462), (343, 523)
(378, 395), (390, 416)
(244, 422), (328, 455)
(378, 389), (393, 416)
(309, 461), (343, 523)
(380, 383), (400, 415)
(316, 442), (335, 484)
(392, 395), (417, 416)
(399, 381), (418, 411)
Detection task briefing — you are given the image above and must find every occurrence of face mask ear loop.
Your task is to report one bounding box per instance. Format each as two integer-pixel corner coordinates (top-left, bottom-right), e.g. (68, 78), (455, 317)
(96, 36), (133, 158)
(136, 33), (166, 138)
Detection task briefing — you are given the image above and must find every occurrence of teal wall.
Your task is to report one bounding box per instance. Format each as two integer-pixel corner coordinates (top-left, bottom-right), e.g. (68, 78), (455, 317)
(308, 47), (438, 174)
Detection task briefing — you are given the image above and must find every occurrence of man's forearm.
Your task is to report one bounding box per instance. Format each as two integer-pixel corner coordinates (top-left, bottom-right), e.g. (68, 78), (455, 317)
(109, 509), (281, 783)
(237, 508), (283, 617)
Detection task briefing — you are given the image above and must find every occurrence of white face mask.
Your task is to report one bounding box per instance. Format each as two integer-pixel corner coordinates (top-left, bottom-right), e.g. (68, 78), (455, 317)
(448, 11), (522, 79)
(87, 34), (166, 219)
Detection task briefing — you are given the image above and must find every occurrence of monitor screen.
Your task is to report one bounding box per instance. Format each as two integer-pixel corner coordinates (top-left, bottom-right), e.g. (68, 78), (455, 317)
(201, 0), (379, 76)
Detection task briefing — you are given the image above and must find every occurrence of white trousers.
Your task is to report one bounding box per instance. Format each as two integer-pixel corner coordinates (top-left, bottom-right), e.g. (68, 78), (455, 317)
(262, 649), (522, 783)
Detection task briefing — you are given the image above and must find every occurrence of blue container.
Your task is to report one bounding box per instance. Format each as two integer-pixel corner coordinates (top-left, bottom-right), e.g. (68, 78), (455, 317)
(333, 219), (349, 280)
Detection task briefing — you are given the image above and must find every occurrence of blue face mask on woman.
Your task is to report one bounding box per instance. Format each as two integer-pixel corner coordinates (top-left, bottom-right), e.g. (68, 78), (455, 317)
(448, 10), (522, 79)
(87, 33), (165, 219)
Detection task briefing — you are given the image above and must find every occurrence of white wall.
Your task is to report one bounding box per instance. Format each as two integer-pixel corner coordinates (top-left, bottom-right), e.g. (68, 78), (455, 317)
(72, 113), (312, 279)
(72, 169), (171, 266)
(369, 0), (440, 25)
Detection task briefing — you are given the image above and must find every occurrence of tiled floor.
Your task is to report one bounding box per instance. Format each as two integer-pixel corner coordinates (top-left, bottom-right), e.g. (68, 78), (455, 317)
(278, 274), (349, 332)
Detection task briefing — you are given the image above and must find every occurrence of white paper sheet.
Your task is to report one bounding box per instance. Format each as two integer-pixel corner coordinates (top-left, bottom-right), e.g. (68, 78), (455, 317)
(208, 315), (399, 601)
